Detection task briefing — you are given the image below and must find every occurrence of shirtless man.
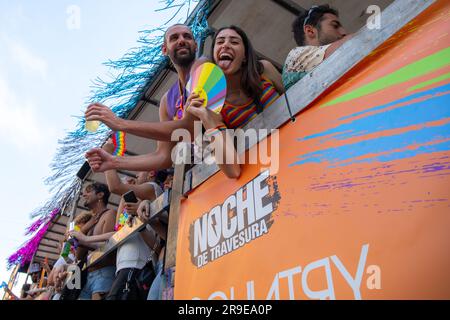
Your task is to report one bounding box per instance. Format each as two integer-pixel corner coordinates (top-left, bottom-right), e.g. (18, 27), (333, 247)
(76, 182), (116, 300)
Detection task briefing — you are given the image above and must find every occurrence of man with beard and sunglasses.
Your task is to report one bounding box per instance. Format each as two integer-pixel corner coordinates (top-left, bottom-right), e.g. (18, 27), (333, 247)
(85, 24), (207, 174)
(282, 4), (352, 90)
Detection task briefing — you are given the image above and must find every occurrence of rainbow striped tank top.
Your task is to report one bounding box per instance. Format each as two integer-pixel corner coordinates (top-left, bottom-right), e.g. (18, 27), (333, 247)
(220, 77), (280, 129)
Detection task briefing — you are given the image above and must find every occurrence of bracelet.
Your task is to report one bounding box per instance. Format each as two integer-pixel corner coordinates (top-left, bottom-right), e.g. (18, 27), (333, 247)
(205, 124), (228, 139)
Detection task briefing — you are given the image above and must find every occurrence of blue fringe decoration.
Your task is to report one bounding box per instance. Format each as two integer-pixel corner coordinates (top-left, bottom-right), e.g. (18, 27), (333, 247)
(9, 0), (212, 269)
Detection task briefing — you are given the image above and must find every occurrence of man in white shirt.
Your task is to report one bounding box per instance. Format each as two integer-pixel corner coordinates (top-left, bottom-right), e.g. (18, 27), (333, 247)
(283, 4), (352, 90)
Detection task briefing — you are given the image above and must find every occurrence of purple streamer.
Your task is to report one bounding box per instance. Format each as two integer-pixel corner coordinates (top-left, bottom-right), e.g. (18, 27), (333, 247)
(25, 217), (45, 236)
(7, 208), (61, 269)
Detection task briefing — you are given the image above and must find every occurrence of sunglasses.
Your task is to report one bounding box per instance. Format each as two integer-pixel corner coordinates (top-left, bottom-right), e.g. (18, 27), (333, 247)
(303, 5), (320, 28)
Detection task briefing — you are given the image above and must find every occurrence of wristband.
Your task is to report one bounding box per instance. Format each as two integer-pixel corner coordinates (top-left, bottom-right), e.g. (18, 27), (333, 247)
(205, 124), (227, 139)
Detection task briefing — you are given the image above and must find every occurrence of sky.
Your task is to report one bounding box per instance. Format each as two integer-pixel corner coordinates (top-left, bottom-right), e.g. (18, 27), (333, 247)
(0, 0), (194, 297)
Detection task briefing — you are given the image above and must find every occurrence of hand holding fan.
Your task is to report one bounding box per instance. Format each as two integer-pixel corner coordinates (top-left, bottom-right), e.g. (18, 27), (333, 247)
(186, 62), (227, 114)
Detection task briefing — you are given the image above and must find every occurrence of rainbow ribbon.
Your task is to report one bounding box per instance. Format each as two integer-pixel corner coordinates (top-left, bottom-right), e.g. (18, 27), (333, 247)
(112, 131), (126, 156)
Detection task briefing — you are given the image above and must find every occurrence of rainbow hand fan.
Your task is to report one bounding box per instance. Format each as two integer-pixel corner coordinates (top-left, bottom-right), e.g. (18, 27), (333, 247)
(186, 62), (227, 114)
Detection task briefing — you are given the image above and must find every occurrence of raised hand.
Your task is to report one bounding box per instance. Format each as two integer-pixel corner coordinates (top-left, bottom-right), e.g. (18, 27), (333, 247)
(124, 201), (140, 215)
(68, 230), (87, 243)
(85, 148), (115, 172)
(185, 92), (204, 112)
(186, 92), (224, 130)
(102, 138), (115, 155)
(85, 103), (124, 132)
(137, 200), (152, 224)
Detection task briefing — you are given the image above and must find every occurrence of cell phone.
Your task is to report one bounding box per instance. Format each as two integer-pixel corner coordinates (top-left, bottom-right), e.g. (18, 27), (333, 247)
(123, 190), (138, 203)
(76, 161), (91, 180)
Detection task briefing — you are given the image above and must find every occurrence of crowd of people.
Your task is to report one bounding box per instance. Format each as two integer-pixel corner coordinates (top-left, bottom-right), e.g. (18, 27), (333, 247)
(4, 4), (352, 300)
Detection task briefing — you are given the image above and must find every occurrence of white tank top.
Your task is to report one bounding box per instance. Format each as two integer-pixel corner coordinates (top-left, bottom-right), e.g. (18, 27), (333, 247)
(116, 182), (163, 272)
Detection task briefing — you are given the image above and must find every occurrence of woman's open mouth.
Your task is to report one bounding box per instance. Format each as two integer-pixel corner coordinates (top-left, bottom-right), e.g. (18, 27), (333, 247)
(218, 53), (234, 70)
